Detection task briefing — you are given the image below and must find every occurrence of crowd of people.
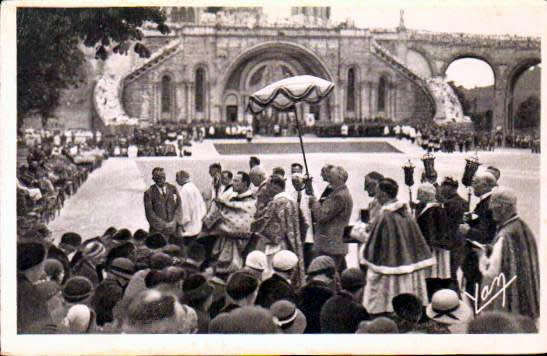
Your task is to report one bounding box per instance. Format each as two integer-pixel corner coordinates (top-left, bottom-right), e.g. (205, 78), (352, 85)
(394, 124), (540, 154)
(16, 138), (106, 233)
(17, 152), (539, 335)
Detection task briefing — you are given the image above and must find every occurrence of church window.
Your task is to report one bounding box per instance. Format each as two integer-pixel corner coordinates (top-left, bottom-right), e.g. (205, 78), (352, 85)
(195, 68), (206, 113)
(161, 75), (172, 113)
(347, 68), (355, 112)
(378, 76), (387, 112)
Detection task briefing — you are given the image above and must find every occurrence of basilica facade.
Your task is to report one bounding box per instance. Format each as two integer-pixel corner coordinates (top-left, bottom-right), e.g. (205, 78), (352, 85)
(120, 7), (433, 126)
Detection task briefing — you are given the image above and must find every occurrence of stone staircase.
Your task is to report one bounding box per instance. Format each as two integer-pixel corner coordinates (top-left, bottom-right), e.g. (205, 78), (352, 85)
(93, 40), (182, 126)
(370, 39), (437, 117)
(124, 40), (182, 84)
(370, 38), (467, 125)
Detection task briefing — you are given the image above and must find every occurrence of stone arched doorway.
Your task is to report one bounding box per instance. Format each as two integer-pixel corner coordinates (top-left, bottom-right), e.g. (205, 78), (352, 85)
(505, 58), (541, 134)
(221, 41), (336, 125)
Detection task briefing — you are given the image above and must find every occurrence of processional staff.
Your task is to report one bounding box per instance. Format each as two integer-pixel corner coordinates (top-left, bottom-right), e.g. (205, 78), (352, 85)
(461, 152), (481, 211)
(402, 159), (415, 213)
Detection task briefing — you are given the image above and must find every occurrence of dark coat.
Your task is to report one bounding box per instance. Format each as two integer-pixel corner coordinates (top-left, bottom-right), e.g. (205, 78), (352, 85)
(312, 184), (353, 256)
(297, 280), (335, 334)
(320, 290), (369, 333)
(442, 192), (467, 248)
(466, 195), (497, 244)
(144, 183), (181, 235)
(194, 308), (211, 334)
(416, 203), (450, 250)
(255, 273), (297, 308)
(71, 258), (101, 287)
(91, 277), (125, 326)
(17, 274), (55, 333)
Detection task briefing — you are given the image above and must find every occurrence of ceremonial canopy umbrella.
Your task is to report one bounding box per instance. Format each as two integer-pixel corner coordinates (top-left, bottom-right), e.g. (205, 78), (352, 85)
(247, 75), (335, 177)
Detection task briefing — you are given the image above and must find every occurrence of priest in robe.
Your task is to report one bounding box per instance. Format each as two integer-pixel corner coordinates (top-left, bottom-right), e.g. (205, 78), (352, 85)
(415, 183), (451, 279)
(361, 178), (435, 315)
(477, 187), (539, 320)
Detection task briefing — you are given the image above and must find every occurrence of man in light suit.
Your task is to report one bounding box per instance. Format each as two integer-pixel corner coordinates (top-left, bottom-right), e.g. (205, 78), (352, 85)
(144, 167), (181, 237)
(289, 163), (314, 268)
(310, 166), (353, 272)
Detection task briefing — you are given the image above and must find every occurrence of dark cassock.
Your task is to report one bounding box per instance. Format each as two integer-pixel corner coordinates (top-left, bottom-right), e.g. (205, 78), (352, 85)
(416, 202), (451, 279)
(461, 191), (497, 296)
(440, 184), (467, 279)
(478, 215), (540, 319)
(362, 200), (434, 314)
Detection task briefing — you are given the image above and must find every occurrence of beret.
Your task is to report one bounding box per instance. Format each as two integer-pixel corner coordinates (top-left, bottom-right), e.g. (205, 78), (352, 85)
(17, 242), (46, 271)
(272, 250), (298, 272)
(307, 255), (336, 275)
(60, 232), (82, 248)
(341, 268), (365, 290)
(245, 250), (267, 271)
(109, 257), (135, 280)
(63, 276), (93, 303)
(226, 272), (259, 300)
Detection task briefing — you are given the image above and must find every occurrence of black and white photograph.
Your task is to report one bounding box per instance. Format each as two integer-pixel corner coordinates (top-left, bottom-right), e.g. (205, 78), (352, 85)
(1, 0), (545, 354)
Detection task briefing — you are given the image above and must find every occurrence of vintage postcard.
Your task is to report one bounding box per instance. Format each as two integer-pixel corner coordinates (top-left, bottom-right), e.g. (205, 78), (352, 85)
(1, 0), (546, 354)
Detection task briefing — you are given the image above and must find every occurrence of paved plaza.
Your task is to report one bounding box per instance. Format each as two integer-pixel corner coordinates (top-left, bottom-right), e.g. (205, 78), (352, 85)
(47, 136), (540, 267)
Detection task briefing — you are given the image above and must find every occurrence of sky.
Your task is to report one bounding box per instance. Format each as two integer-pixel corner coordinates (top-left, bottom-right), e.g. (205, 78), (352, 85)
(263, 0), (544, 36)
(261, 0), (544, 88)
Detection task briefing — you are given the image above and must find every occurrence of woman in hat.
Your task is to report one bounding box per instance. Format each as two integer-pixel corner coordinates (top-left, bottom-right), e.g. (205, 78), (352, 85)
(51, 276), (95, 328)
(59, 304), (97, 333)
(422, 289), (472, 334)
(71, 239), (107, 286)
(270, 300), (307, 334)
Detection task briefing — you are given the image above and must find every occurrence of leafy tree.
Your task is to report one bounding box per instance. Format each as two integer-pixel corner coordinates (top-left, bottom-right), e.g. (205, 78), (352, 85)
(515, 95), (540, 130)
(17, 8), (169, 127)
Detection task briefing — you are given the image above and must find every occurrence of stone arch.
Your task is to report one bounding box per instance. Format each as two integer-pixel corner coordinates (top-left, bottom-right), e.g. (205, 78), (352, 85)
(441, 53), (498, 81)
(242, 60), (300, 94)
(152, 69), (178, 83)
(221, 41), (336, 122)
(406, 47), (435, 77)
(505, 57), (541, 133)
(221, 41), (335, 93)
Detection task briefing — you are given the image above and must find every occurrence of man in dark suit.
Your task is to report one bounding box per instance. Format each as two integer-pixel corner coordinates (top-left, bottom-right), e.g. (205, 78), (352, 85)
(144, 167), (181, 237)
(458, 169), (498, 295)
(439, 177), (467, 280)
(310, 166), (353, 272)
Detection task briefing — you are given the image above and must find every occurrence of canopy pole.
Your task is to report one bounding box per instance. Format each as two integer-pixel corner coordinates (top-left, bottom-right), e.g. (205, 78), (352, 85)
(291, 105), (310, 178)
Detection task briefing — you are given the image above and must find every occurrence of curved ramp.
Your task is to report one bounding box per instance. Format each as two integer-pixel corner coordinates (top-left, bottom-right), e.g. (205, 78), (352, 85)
(93, 40), (182, 127)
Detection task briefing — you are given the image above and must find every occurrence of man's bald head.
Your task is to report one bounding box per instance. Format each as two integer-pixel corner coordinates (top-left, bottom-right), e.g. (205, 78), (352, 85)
(417, 183), (437, 202)
(490, 186), (517, 222)
(176, 170), (190, 186)
(249, 166), (267, 187)
(472, 168), (497, 197)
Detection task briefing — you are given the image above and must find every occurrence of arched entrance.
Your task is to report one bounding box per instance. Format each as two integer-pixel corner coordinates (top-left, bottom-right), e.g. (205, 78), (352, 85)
(505, 58), (540, 134)
(224, 93), (239, 123)
(221, 41), (336, 125)
(444, 56), (496, 131)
